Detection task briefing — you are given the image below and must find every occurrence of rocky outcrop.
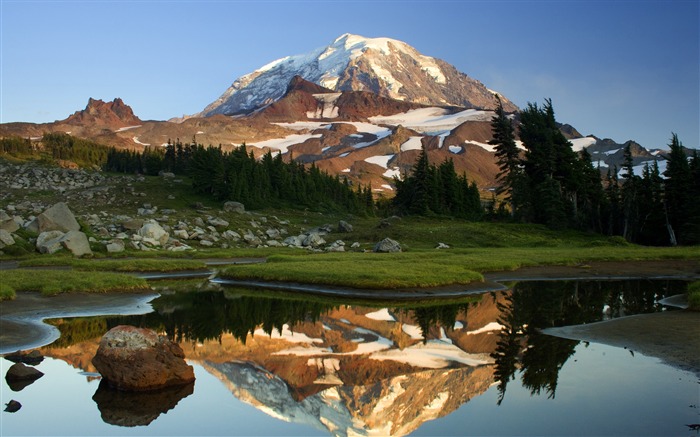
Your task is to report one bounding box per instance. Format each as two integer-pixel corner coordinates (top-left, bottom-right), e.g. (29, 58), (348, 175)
(92, 325), (195, 391)
(63, 98), (142, 129)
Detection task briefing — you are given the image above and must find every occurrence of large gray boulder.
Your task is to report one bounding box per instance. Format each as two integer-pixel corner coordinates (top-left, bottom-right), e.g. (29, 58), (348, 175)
(0, 229), (15, 249)
(373, 238), (402, 253)
(60, 230), (92, 256)
(138, 221), (169, 246)
(36, 230), (66, 254)
(0, 217), (19, 233)
(28, 202), (80, 234)
(92, 325), (195, 392)
(338, 220), (353, 233)
(303, 233), (326, 248)
(223, 201), (245, 213)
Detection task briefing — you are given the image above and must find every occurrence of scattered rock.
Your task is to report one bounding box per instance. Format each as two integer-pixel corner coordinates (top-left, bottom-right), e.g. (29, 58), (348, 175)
(338, 220), (353, 233)
(207, 217), (229, 228)
(92, 325), (195, 392)
(223, 201), (245, 213)
(36, 230), (66, 254)
(30, 202), (81, 233)
(374, 238), (402, 253)
(138, 221), (169, 246)
(60, 230), (92, 256)
(3, 350), (44, 365)
(106, 239), (126, 253)
(0, 229), (15, 249)
(303, 233), (326, 248)
(5, 400), (21, 413)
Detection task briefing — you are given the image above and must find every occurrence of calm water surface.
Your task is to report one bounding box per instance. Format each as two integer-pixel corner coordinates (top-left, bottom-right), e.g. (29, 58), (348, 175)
(1, 279), (698, 436)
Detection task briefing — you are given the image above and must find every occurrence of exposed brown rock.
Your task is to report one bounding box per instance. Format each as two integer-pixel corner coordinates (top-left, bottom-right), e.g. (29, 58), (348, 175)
(92, 325), (195, 391)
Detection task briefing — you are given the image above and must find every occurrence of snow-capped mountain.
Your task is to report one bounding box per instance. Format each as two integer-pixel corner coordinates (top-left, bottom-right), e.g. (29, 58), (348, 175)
(199, 33), (518, 117)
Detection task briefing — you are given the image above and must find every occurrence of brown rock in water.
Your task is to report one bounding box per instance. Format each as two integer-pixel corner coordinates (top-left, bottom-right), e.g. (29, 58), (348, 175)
(92, 325), (195, 391)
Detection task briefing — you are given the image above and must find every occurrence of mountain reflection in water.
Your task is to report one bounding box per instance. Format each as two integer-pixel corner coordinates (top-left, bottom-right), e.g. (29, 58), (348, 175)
(5, 279), (690, 436)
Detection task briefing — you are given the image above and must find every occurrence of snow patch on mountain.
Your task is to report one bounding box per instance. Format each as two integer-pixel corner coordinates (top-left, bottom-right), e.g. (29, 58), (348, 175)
(369, 108), (493, 135)
(247, 133), (322, 154)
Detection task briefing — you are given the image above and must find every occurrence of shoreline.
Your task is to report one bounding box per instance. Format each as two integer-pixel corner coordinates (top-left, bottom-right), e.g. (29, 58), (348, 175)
(1, 260), (698, 376)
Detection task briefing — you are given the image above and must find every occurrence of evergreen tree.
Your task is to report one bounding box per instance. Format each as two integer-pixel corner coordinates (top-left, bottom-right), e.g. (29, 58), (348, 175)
(489, 95), (524, 217)
(663, 133), (691, 244)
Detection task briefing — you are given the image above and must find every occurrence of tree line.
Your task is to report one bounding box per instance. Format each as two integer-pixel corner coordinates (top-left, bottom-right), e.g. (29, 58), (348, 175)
(489, 97), (700, 245)
(1, 132), (110, 167)
(392, 148), (483, 219)
(105, 139), (375, 214)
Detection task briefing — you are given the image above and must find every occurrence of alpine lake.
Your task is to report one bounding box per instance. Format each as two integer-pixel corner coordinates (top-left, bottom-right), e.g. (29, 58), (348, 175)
(1, 277), (698, 436)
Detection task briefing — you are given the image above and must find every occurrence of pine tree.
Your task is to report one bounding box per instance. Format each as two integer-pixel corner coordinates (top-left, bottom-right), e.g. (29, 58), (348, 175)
(663, 133), (691, 244)
(489, 95), (523, 217)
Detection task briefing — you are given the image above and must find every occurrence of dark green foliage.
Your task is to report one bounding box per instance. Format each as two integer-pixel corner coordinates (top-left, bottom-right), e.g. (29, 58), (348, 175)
(104, 139), (372, 214)
(490, 96), (525, 216)
(663, 133), (696, 245)
(393, 146), (483, 219)
(2, 133), (111, 167)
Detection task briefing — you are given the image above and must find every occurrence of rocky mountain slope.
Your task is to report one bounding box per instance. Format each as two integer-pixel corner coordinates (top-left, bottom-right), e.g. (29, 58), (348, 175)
(198, 33), (519, 118)
(1, 35), (672, 196)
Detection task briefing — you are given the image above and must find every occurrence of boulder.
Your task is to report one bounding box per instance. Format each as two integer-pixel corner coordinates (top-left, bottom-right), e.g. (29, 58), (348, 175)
(207, 217), (229, 228)
(4, 400), (21, 413)
(265, 228), (281, 239)
(92, 325), (195, 392)
(338, 220), (353, 233)
(0, 218), (19, 233)
(3, 350), (44, 365)
(223, 201), (245, 213)
(60, 230), (92, 256)
(138, 221), (169, 246)
(0, 229), (15, 249)
(373, 238), (402, 253)
(436, 242), (450, 249)
(283, 235), (304, 247)
(31, 202), (81, 233)
(121, 218), (144, 231)
(303, 233), (326, 248)
(172, 229), (189, 240)
(106, 240), (126, 253)
(36, 230), (66, 254)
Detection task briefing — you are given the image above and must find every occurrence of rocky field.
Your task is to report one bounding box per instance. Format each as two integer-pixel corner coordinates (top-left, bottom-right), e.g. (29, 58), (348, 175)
(0, 160), (372, 258)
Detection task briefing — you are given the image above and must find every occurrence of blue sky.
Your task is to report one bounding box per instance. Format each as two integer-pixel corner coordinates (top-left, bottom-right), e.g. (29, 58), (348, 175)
(1, 0), (698, 149)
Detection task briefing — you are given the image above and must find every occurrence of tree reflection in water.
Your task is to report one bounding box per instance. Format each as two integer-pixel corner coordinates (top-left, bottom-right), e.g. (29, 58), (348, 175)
(490, 279), (684, 405)
(46, 279), (686, 411)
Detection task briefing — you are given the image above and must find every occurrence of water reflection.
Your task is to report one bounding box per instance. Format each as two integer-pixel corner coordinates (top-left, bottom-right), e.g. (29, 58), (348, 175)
(92, 380), (194, 427)
(7, 279), (689, 436)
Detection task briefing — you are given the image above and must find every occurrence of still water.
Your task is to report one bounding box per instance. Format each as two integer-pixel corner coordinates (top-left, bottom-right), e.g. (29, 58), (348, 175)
(1, 280), (698, 436)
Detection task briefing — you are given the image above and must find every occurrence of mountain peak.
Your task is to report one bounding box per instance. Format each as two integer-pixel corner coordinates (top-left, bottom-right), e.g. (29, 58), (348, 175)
(199, 34), (518, 117)
(64, 97), (141, 128)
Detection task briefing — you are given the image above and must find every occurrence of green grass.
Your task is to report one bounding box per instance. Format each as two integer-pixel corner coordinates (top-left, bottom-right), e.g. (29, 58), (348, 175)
(688, 281), (700, 311)
(1, 270), (150, 296)
(221, 246), (700, 290)
(0, 283), (16, 301)
(18, 258), (209, 272)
